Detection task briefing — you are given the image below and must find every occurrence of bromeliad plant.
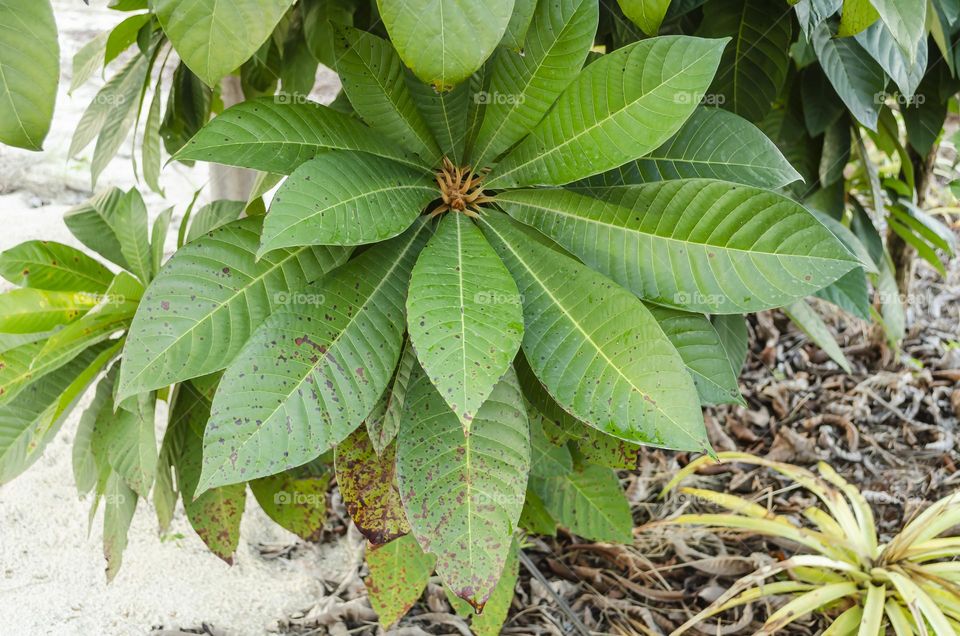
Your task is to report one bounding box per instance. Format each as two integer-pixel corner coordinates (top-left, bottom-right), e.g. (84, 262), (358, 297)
(659, 453), (960, 635)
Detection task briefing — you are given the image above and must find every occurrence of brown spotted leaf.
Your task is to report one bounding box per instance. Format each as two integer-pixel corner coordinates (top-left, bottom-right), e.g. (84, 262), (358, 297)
(250, 470), (331, 542)
(171, 380), (246, 563)
(197, 220), (431, 492)
(335, 427), (410, 546)
(366, 534), (436, 628)
(397, 363), (530, 608)
(446, 538), (519, 635)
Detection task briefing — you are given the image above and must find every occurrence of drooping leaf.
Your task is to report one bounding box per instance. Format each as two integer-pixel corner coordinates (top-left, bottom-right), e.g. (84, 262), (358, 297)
(0, 289), (97, 334)
(118, 217), (350, 400)
(74, 368), (117, 496)
(855, 20), (926, 99)
(646, 305), (743, 406)
(532, 465), (633, 542)
(169, 379), (245, 562)
(71, 32), (109, 95)
(259, 152), (436, 253)
(868, 0), (927, 62)
(519, 487), (557, 534)
(142, 80), (164, 195)
(407, 213), (524, 427)
(485, 36), (727, 188)
(500, 182), (860, 314)
(152, 0), (296, 87)
(151, 207), (173, 277)
(366, 534), (437, 628)
(0, 0), (59, 150)
(618, 0), (672, 36)
(573, 108), (802, 191)
(712, 314), (749, 377)
(335, 427), (410, 545)
(197, 221), (429, 492)
(366, 340), (418, 455)
(447, 538), (520, 635)
(333, 26), (443, 164)
(159, 63), (213, 156)
(0, 241), (113, 293)
(810, 21), (887, 130)
(397, 365), (530, 607)
(378, 0), (516, 89)
(480, 213), (708, 452)
(249, 470), (331, 541)
(528, 407), (573, 478)
(698, 0), (792, 122)
(102, 471), (137, 582)
(470, 0), (598, 169)
(174, 98), (429, 174)
(819, 116), (851, 188)
(96, 391), (158, 498)
(783, 300), (852, 372)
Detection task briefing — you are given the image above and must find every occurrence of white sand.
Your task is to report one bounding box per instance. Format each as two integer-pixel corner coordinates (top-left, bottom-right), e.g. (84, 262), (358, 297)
(0, 2), (350, 634)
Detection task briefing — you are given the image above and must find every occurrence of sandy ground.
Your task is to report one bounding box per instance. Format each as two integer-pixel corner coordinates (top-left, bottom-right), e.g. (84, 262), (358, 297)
(0, 2), (351, 635)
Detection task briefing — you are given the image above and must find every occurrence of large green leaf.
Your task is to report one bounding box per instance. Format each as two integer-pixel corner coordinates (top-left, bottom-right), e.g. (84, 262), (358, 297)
(500, 0), (537, 52)
(152, 0), (296, 87)
(0, 289), (97, 333)
(855, 21), (926, 99)
(618, 0), (672, 36)
(378, 0), (515, 89)
(532, 465), (633, 542)
(335, 427), (410, 545)
(470, 0), (598, 169)
(183, 201), (245, 245)
(175, 99), (428, 174)
(810, 21), (886, 130)
(814, 268), (871, 321)
(712, 313), (748, 377)
(698, 0), (792, 123)
(869, 0), (926, 62)
(407, 214), (523, 427)
(170, 381), (246, 563)
(646, 305), (743, 406)
(485, 36), (726, 188)
(249, 470), (331, 541)
(0, 241), (113, 293)
(259, 152), (436, 253)
(0, 0), (59, 150)
(480, 213), (708, 451)
(366, 534), (437, 628)
(64, 188), (144, 272)
(333, 27), (443, 164)
(838, 0), (879, 37)
(397, 365), (529, 607)
(197, 222), (430, 492)
(573, 108), (802, 190)
(117, 217), (350, 400)
(499, 181), (860, 314)
(406, 76), (471, 165)
(96, 391), (157, 498)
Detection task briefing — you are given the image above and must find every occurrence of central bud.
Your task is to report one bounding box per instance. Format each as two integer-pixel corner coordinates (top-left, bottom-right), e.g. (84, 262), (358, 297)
(432, 157), (495, 219)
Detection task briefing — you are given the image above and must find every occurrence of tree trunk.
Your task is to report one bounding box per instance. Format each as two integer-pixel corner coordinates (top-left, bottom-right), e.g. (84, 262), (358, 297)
(209, 76), (256, 201)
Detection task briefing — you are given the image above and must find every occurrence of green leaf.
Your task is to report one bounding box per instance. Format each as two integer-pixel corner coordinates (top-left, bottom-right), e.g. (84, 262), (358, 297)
(333, 27), (442, 164)
(184, 200), (244, 244)
(573, 108), (802, 190)
(646, 305), (743, 406)
(378, 0), (515, 89)
(0, 0), (59, 150)
(64, 188), (134, 271)
(249, 470), (331, 541)
(869, 0), (926, 62)
(175, 98), (429, 174)
(500, 0), (537, 52)
(698, 0), (792, 122)
(485, 36), (726, 188)
(814, 268), (872, 320)
(151, 206), (173, 276)
(810, 21), (886, 130)
(142, 81), (164, 195)
(74, 369), (117, 496)
(407, 214), (523, 427)
(366, 340), (417, 455)
(406, 76), (471, 165)
(532, 465), (633, 543)
(118, 216), (350, 400)
(91, 56), (151, 188)
(855, 21), (926, 99)
(0, 241), (113, 293)
(97, 391), (157, 498)
(0, 289), (97, 334)
(712, 314), (749, 377)
(783, 300), (852, 373)
(479, 213), (708, 451)
(618, 0), (672, 36)
(104, 13), (152, 67)
(470, 0), (598, 169)
(839, 0), (880, 36)
(114, 189), (154, 285)
(529, 408), (573, 478)
(152, 0), (296, 87)
(519, 488), (557, 534)
(397, 365), (530, 607)
(499, 182), (860, 314)
(197, 221), (429, 492)
(0, 342), (118, 485)
(335, 427), (410, 546)
(366, 534), (437, 628)
(819, 116), (851, 187)
(463, 539), (519, 635)
(260, 152), (436, 252)
(69, 55), (146, 162)
(159, 63), (213, 156)
(71, 32), (109, 95)
(102, 471), (137, 582)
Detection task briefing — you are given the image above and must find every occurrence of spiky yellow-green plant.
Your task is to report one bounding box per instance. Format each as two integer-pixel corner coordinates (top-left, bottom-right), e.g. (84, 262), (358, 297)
(655, 452), (960, 635)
